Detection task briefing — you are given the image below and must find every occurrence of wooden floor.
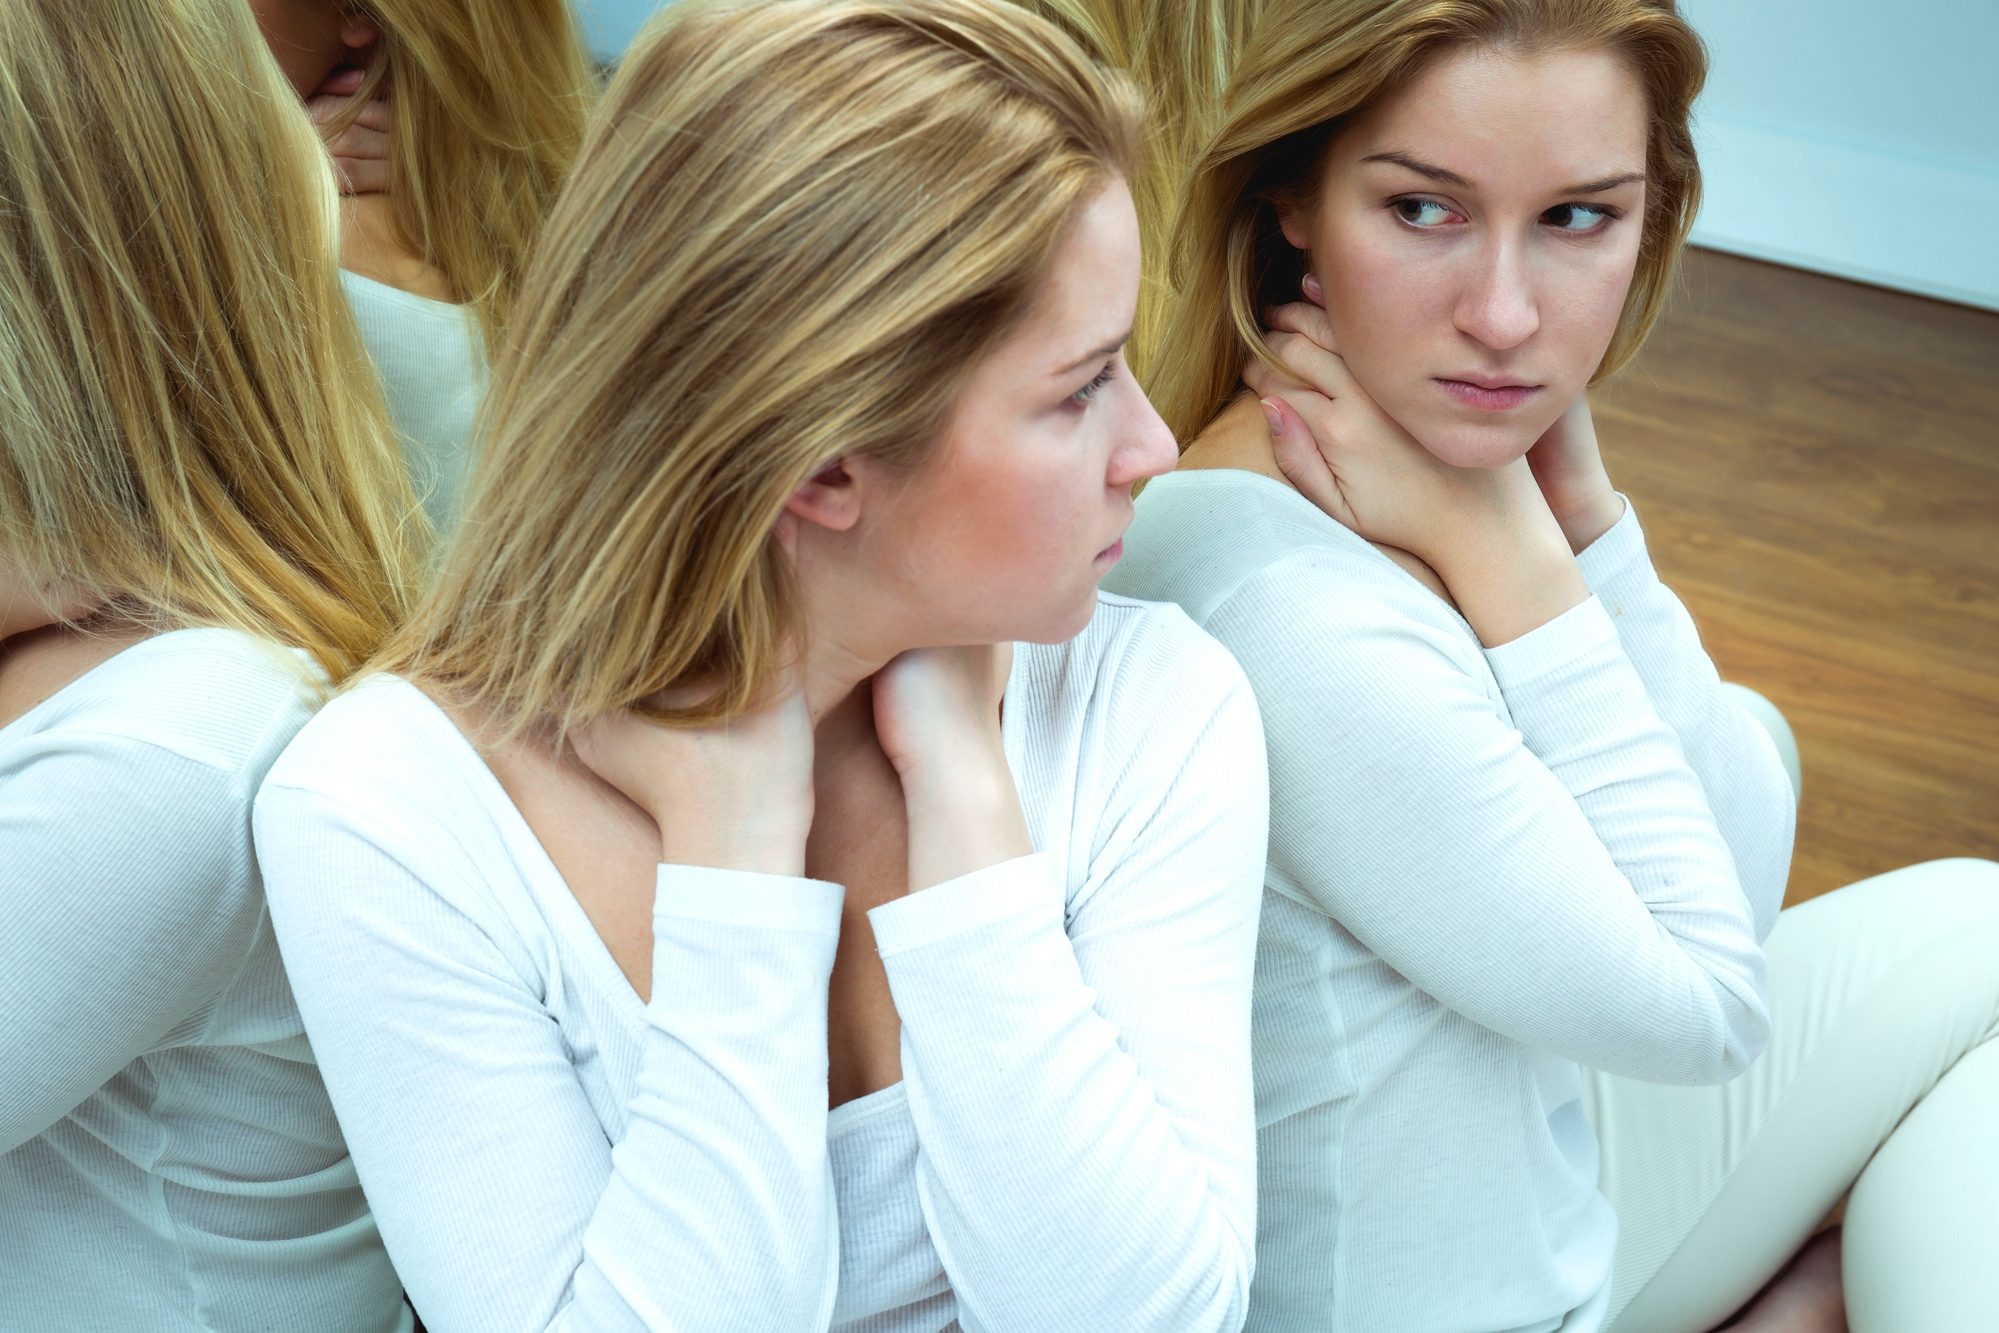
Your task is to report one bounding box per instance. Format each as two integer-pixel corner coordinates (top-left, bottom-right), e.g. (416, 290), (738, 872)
(1593, 248), (1998, 905)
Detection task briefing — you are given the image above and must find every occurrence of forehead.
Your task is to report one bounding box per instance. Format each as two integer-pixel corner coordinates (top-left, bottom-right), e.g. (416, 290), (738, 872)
(1013, 180), (1139, 372)
(1344, 45), (1650, 180)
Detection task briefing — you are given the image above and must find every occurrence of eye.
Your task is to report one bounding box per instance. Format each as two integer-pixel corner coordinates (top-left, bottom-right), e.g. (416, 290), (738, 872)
(1391, 197), (1461, 228)
(1071, 360), (1116, 406)
(1542, 202), (1617, 233)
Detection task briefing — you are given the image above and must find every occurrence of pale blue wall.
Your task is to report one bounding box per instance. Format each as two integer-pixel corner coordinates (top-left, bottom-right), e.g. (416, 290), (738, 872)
(1678, 0), (1999, 308)
(571, 0), (671, 62)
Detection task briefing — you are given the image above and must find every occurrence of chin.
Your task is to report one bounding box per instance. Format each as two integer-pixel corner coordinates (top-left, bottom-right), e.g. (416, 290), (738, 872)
(1012, 587), (1104, 646)
(1409, 418), (1541, 470)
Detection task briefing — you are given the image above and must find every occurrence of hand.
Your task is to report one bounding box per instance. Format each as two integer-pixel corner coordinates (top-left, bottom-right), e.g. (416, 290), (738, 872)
(1525, 394), (1625, 553)
(306, 66), (390, 196)
(871, 645), (1032, 893)
(571, 671), (817, 878)
(1249, 302), (1588, 647)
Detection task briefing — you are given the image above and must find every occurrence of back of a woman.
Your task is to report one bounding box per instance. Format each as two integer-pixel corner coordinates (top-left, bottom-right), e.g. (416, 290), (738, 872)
(248, 0), (597, 530)
(0, 3), (422, 1327)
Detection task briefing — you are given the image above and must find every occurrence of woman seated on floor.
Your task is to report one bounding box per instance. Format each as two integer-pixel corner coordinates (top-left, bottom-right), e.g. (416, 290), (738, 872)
(1091, 0), (1999, 1328)
(252, 1), (1268, 1328)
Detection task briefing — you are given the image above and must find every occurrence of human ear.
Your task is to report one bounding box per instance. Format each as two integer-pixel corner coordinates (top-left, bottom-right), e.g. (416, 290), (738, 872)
(1275, 195), (1314, 252)
(783, 455), (864, 533)
(339, 10), (381, 50)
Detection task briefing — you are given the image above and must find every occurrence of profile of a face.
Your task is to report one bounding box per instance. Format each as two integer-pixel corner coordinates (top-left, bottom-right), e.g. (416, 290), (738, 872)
(786, 180), (1177, 650)
(1279, 45), (1650, 469)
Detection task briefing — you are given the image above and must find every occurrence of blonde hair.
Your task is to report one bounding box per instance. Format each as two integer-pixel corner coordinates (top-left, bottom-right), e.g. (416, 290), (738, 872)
(1129, 0), (1708, 443)
(335, 0), (596, 354)
(1017, 0), (1265, 367)
(378, 0), (1143, 737)
(0, 0), (425, 683)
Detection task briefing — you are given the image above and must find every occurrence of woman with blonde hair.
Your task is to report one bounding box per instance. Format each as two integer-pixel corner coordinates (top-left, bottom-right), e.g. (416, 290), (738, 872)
(253, 0), (1267, 1328)
(248, 0), (597, 529)
(0, 0), (424, 1328)
(1095, 0), (1999, 1329)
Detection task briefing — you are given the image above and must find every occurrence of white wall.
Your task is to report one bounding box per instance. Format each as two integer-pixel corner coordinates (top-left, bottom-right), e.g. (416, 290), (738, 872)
(1680, 0), (1999, 310)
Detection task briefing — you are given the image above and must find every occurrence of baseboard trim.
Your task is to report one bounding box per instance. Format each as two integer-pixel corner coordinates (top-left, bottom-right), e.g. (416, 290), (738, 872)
(1690, 116), (1999, 312)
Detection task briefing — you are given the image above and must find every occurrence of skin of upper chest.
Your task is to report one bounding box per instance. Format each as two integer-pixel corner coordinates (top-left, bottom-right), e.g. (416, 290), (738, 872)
(460, 687), (913, 1109)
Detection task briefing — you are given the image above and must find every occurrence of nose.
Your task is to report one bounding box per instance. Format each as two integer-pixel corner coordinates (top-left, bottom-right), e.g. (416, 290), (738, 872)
(1109, 385), (1179, 488)
(1454, 233), (1540, 352)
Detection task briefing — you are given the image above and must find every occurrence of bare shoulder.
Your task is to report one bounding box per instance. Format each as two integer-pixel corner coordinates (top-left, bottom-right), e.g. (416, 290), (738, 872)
(1176, 392), (1291, 484)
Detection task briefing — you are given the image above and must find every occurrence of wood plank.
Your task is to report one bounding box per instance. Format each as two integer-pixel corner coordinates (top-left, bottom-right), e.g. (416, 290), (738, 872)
(1593, 248), (1999, 904)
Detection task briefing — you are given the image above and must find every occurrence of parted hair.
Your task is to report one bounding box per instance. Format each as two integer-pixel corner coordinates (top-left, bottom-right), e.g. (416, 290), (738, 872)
(332, 0), (596, 354)
(0, 0), (424, 683)
(376, 0), (1144, 736)
(1143, 0), (1707, 443)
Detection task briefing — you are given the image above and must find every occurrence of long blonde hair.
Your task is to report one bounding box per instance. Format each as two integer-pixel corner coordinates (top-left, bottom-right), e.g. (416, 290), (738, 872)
(335, 0), (596, 353)
(1146, 0), (1708, 443)
(378, 0), (1143, 737)
(0, 0), (425, 683)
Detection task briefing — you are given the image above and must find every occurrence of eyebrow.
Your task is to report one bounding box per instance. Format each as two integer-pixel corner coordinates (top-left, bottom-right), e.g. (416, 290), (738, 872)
(1363, 150), (1646, 196)
(1056, 331), (1131, 377)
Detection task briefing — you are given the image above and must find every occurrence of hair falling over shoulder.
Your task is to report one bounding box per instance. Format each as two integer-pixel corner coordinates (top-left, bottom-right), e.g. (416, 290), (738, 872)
(326, 0), (597, 356)
(377, 0), (1144, 742)
(0, 0), (426, 685)
(1033, 0), (1706, 444)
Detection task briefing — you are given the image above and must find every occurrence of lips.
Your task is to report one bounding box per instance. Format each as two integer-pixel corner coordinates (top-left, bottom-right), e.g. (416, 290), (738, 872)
(1435, 376), (1542, 411)
(1094, 538), (1124, 565)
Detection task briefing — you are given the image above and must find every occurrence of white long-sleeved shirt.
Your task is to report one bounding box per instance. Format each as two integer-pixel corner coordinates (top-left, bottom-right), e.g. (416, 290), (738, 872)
(254, 592), (1268, 1333)
(0, 628), (408, 1333)
(341, 270), (486, 533)
(1103, 471), (1793, 1333)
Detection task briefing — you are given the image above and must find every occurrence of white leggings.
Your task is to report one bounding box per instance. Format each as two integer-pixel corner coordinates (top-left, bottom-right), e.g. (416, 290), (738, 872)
(1584, 857), (1999, 1331)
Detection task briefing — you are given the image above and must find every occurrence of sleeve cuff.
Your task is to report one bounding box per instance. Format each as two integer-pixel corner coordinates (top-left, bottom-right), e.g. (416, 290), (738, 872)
(1573, 494), (1650, 592)
(866, 853), (1059, 957)
(1483, 594), (1622, 691)
(653, 864), (844, 934)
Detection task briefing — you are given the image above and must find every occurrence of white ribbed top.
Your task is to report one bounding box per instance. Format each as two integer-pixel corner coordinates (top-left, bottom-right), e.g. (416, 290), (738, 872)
(255, 592), (1268, 1333)
(340, 270), (486, 533)
(0, 629), (408, 1333)
(1103, 471), (1794, 1333)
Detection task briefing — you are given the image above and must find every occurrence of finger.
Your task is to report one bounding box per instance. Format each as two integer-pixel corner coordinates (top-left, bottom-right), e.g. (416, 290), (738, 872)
(325, 124), (389, 158)
(1301, 272), (1326, 306)
(1264, 329), (1358, 401)
(331, 157), (389, 195)
(1242, 354), (1309, 399)
(1261, 393), (1345, 517)
(1264, 301), (1340, 355)
(313, 65), (368, 99)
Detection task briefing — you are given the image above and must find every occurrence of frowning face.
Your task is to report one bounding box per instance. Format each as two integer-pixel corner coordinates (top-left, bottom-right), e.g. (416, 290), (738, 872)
(1281, 44), (1650, 468)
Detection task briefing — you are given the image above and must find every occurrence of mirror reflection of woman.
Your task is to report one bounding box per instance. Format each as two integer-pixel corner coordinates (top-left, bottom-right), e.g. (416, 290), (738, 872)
(247, 0), (596, 531)
(1091, 0), (1999, 1329)
(253, 2), (1267, 1328)
(0, 2), (423, 1328)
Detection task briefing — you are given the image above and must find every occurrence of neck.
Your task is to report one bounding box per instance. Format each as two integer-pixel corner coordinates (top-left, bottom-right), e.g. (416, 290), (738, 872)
(0, 571), (106, 644)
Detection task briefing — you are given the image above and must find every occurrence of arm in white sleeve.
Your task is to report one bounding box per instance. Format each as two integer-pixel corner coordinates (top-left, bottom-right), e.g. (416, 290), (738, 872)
(0, 734), (260, 1152)
(1576, 501), (1796, 937)
(868, 625), (1266, 1333)
(255, 785), (843, 1333)
(1209, 561), (1767, 1084)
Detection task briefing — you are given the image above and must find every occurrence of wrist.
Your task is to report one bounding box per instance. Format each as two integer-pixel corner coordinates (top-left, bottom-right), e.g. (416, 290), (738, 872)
(1428, 511), (1589, 649)
(1551, 487), (1625, 555)
(897, 746), (1031, 893)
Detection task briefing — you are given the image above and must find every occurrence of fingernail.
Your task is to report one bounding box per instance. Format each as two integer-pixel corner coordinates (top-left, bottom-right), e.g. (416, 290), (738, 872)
(1260, 399), (1283, 438)
(1301, 273), (1324, 305)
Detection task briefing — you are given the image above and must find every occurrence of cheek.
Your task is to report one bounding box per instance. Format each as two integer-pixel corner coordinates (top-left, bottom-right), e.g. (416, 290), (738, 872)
(1313, 216), (1450, 404)
(1548, 241), (1643, 380)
